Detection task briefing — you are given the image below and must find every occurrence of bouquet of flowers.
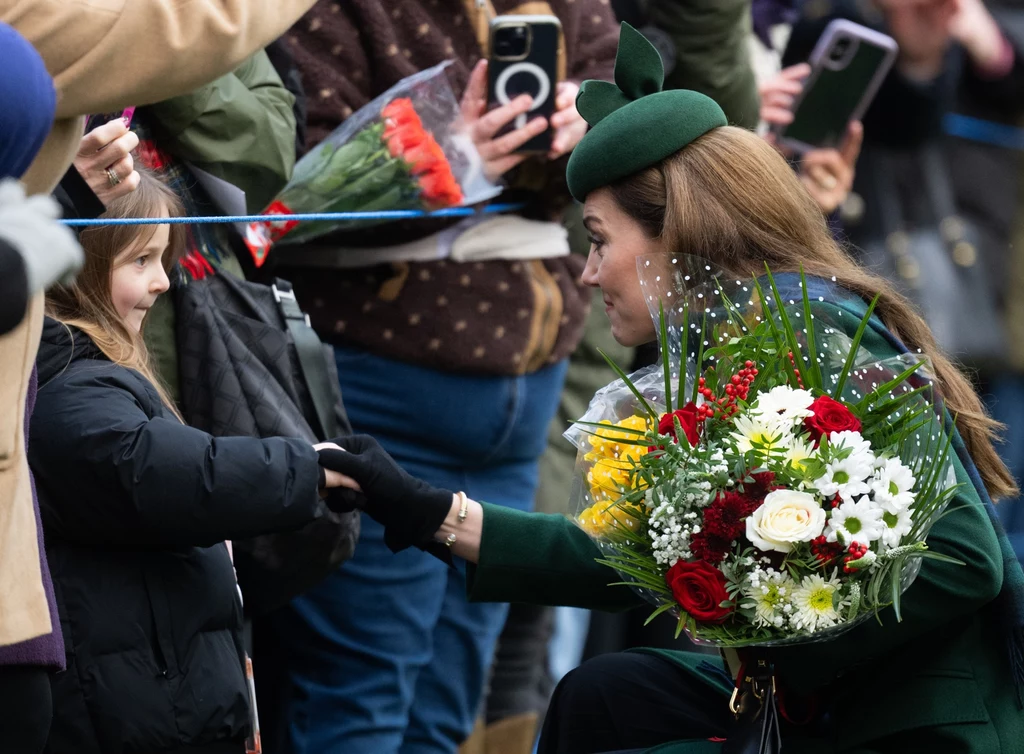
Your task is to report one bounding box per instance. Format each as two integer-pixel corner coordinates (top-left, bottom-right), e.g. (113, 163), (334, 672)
(569, 257), (962, 647)
(244, 62), (500, 266)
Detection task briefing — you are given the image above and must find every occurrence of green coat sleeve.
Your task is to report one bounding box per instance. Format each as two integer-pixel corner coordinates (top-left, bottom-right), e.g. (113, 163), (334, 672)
(144, 50), (297, 213)
(467, 503), (643, 612)
(647, 0), (760, 130)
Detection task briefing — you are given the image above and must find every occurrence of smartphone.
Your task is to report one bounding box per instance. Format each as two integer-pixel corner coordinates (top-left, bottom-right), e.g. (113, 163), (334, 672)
(774, 20), (897, 153)
(487, 15), (561, 155)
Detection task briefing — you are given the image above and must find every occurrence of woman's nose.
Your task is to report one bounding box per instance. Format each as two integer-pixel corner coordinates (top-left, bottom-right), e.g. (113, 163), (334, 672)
(580, 251), (600, 288)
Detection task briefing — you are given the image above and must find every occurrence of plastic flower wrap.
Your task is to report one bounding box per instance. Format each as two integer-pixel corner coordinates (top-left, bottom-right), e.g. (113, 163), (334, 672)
(567, 256), (962, 647)
(244, 62), (500, 266)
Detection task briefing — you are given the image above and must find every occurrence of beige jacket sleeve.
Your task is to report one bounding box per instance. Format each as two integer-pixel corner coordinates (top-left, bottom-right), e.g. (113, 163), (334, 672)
(0, 0), (317, 647)
(2, 0), (318, 193)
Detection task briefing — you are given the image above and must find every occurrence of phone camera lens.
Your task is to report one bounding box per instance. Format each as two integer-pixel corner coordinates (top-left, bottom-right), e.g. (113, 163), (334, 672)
(830, 37), (851, 61)
(494, 25), (529, 58)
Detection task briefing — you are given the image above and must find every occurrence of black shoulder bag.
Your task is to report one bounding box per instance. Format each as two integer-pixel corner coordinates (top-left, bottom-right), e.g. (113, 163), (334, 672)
(175, 272), (359, 616)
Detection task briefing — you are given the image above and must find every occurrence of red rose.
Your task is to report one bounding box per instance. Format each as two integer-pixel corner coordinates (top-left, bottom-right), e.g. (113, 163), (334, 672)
(418, 167), (463, 206)
(656, 403), (700, 447)
(804, 395), (861, 444)
(382, 98), (423, 131)
(665, 560), (733, 623)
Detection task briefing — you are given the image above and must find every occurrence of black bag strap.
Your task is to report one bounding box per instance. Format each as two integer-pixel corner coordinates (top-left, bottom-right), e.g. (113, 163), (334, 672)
(272, 278), (342, 440)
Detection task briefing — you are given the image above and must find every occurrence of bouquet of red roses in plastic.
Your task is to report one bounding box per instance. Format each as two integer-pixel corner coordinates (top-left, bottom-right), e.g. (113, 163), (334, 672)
(244, 62), (499, 266)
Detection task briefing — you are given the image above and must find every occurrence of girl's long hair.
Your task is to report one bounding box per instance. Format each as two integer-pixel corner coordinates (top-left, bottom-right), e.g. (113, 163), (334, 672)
(609, 125), (1018, 500)
(46, 169), (186, 419)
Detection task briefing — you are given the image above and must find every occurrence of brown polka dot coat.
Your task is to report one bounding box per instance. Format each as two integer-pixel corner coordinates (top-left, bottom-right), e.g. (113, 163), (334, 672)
(278, 0), (618, 376)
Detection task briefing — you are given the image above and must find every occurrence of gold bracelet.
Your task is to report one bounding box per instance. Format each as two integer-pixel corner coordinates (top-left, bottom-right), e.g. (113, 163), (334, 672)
(457, 491), (469, 524)
(443, 533), (457, 548)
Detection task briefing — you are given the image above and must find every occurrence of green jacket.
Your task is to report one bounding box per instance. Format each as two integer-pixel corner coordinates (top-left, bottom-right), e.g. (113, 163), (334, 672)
(647, 0), (760, 130)
(144, 50), (296, 213)
(468, 299), (1024, 753)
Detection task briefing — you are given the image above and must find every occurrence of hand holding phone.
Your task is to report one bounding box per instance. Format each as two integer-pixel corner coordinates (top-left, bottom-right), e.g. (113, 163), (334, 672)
(771, 20), (897, 153)
(548, 80), (587, 160)
(460, 59), (550, 182)
(487, 15), (561, 156)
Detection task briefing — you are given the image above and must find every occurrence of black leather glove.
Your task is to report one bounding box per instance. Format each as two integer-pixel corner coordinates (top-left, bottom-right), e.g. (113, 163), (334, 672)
(316, 435), (454, 554)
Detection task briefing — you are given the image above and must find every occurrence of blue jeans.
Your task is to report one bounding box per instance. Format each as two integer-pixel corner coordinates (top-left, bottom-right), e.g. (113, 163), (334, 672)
(270, 345), (569, 754)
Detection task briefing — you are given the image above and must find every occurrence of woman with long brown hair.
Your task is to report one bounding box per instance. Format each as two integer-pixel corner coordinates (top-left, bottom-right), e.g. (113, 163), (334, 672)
(318, 24), (1024, 754)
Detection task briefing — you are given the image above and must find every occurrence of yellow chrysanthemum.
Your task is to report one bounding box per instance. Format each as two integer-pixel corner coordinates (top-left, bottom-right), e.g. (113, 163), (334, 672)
(583, 416), (650, 502)
(577, 501), (642, 538)
(586, 415), (650, 459)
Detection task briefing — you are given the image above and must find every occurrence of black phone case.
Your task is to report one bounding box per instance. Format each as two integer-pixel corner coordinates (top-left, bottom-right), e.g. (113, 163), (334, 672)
(487, 19), (560, 154)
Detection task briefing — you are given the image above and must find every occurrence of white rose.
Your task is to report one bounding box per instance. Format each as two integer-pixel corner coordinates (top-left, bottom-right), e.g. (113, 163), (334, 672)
(746, 489), (827, 553)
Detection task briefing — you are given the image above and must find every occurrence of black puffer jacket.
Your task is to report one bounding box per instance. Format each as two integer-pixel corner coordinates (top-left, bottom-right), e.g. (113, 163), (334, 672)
(30, 319), (325, 754)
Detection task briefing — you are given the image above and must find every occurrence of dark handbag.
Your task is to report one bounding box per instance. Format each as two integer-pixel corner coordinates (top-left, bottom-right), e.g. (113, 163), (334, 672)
(175, 272), (359, 616)
(857, 146), (1007, 369)
(723, 660), (781, 754)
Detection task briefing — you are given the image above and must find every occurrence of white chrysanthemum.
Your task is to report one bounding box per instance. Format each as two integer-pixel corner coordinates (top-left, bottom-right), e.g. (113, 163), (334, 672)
(743, 568), (796, 629)
(790, 571), (848, 633)
(731, 413), (794, 455)
(784, 436), (818, 473)
(879, 507), (914, 550)
(815, 454), (873, 500)
(826, 496), (886, 545)
(751, 385), (815, 423)
(871, 458), (917, 514)
(828, 430), (873, 459)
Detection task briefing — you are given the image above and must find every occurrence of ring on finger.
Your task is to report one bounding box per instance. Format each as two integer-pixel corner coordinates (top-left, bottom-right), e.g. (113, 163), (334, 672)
(105, 167), (122, 187)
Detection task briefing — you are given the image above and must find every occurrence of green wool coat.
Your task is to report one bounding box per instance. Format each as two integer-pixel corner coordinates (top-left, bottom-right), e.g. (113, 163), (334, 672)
(467, 300), (1024, 754)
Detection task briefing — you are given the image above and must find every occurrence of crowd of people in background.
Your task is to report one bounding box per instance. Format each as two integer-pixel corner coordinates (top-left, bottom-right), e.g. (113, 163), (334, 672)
(1, 1), (1023, 753)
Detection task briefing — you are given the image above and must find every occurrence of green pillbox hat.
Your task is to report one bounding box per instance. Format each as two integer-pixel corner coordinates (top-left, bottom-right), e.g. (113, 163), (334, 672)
(566, 22), (728, 201)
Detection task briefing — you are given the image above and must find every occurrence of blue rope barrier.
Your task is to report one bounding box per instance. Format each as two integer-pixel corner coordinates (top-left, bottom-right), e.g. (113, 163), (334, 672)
(59, 202), (526, 227)
(944, 113), (1024, 151)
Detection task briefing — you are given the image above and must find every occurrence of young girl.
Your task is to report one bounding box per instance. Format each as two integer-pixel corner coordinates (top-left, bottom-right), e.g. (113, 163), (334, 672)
(31, 170), (349, 754)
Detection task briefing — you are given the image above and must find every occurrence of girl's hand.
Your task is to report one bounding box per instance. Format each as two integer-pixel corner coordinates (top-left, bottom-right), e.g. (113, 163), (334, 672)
(74, 120), (141, 206)
(798, 122), (864, 215)
(459, 59), (550, 182)
(313, 442), (362, 496)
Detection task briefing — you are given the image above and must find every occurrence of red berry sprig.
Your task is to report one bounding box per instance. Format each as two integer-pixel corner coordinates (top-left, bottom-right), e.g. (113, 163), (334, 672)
(843, 542), (870, 573)
(787, 351), (805, 389)
(696, 361), (758, 422)
(810, 535), (842, 567)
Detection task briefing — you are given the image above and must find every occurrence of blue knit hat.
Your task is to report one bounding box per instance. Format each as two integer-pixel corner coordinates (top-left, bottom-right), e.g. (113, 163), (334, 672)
(0, 22), (56, 179)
